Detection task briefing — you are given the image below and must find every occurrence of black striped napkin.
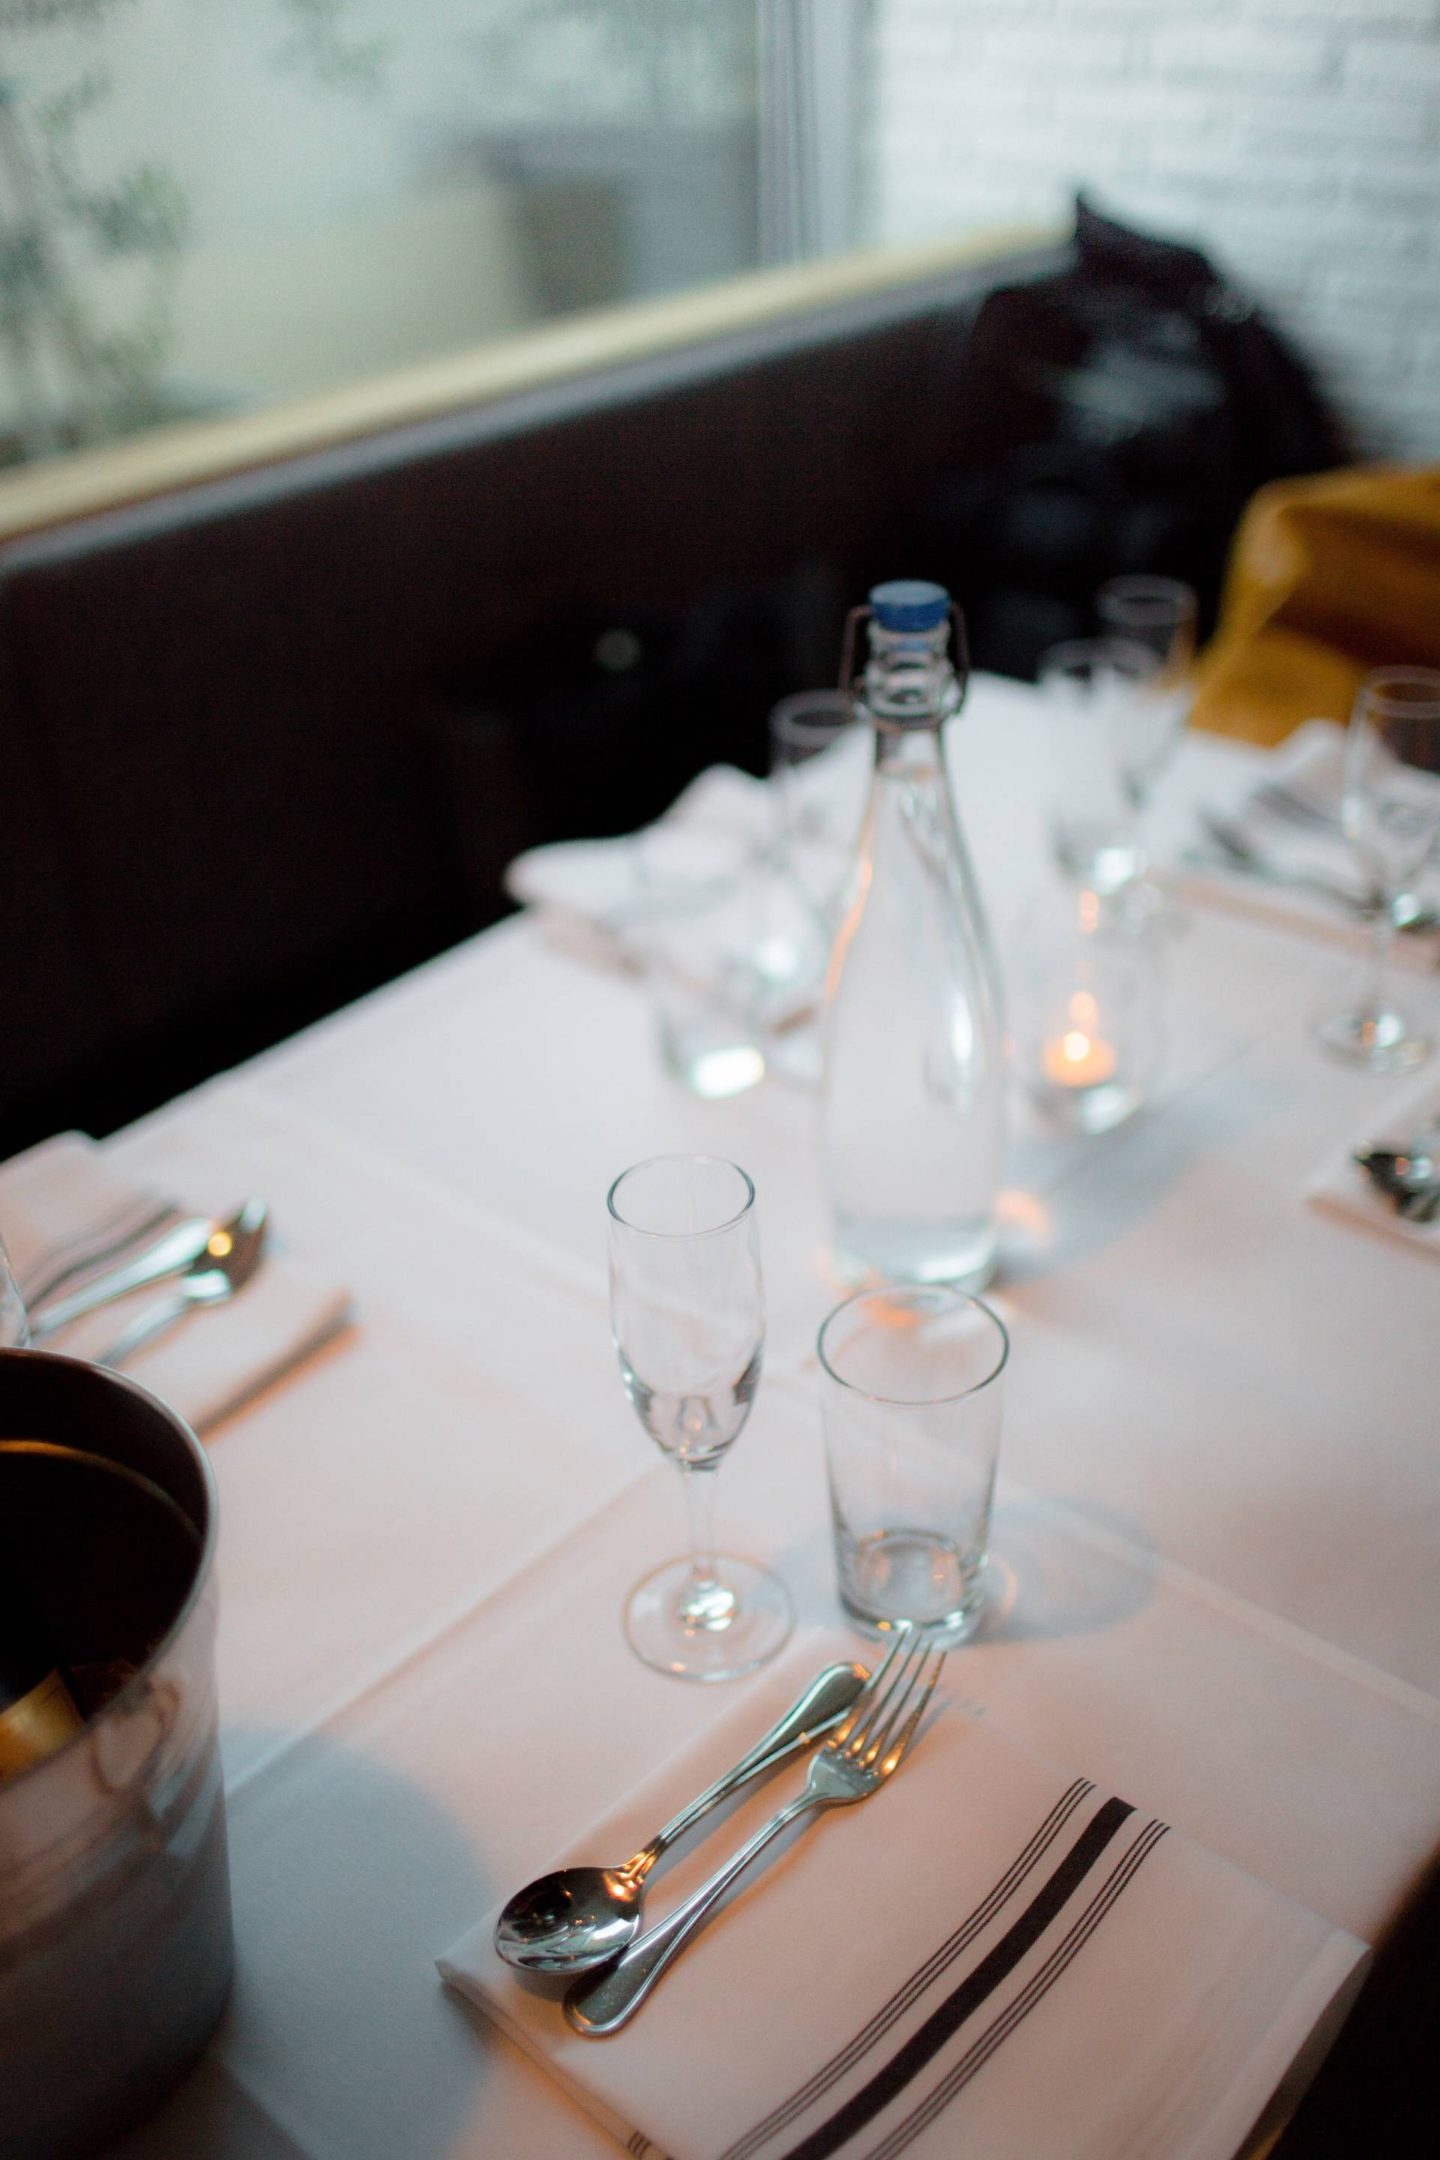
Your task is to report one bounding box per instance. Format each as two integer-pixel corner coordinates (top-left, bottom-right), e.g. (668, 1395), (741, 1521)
(440, 1656), (1367, 2160)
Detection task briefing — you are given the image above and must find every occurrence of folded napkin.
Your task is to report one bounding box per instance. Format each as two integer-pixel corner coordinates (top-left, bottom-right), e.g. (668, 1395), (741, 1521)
(1182, 718), (1440, 935)
(0, 1132), (353, 1432)
(1306, 1073), (1440, 1259)
(505, 766), (773, 969)
(506, 765), (841, 1063)
(439, 1648), (1366, 2160)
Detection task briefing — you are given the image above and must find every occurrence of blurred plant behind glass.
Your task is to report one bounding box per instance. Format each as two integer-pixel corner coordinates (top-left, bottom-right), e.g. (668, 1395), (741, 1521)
(0, 0), (383, 463)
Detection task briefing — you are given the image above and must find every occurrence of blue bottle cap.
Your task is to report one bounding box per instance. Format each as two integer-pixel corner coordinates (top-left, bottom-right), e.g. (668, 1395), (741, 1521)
(869, 580), (950, 632)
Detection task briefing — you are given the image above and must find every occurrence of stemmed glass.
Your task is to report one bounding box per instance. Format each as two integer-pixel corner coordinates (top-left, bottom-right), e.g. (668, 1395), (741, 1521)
(1314, 667), (1440, 1072)
(1095, 574), (1198, 825)
(607, 1154), (792, 1681)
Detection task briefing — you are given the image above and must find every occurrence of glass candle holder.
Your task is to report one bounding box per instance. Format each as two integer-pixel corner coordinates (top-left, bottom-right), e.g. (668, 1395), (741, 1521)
(1014, 886), (1165, 1136)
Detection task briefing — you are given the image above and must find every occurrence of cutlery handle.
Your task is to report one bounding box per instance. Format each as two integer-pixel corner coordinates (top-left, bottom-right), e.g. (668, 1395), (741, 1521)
(19, 1203), (179, 1314)
(642, 1662), (864, 1869)
(29, 1220), (211, 1338)
(95, 1291), (196, 1369)
(566, 1792), (826, 2036)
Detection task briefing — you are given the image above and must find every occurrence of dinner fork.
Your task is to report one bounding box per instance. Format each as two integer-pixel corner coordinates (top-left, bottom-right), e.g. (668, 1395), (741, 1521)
(564, 1628), (945, 2035)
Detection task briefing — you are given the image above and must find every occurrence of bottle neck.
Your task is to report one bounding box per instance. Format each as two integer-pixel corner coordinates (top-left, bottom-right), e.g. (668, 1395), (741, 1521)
(871, 712), (946, 779)
(860, 616), (963, 727)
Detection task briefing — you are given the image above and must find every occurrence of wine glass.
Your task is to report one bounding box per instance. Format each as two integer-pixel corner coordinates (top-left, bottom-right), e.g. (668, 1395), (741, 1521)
(1314, 667), (1440, 1072)
(607, 1154), (792, 1681)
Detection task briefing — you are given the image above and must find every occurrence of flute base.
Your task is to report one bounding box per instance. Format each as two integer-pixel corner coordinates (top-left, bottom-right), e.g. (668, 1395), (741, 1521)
(1313, 994), (1432, 1074)
(624, 1555), (793, 1683)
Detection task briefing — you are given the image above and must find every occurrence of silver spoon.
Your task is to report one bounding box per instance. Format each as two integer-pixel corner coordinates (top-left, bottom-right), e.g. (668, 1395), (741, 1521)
(493, 1659), (866, 1975)
(94, 1199), (270, 1366)
(1354, 1124), (1440, 1222)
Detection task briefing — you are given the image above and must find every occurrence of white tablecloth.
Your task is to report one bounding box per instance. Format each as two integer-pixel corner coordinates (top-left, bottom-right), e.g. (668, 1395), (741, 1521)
(79, 678), (1440, 2160)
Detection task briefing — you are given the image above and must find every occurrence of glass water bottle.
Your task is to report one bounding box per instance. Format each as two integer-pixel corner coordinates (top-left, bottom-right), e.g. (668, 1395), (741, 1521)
(820, 581), (1004, 1288)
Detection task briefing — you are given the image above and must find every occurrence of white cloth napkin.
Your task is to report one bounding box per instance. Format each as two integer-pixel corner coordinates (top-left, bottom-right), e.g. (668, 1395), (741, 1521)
(1306, 1073), (1440, 1259)
(505, 764), (839, 1058)
(0, 1131), (353, 1432)
(439, 1647), (1367, 2160)
(504, 765), (773, 969)
(1177, 719), (1440, 942)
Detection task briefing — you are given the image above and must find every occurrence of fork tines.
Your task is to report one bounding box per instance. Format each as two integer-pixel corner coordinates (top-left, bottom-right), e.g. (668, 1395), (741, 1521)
(834, 1624), (946, 1770)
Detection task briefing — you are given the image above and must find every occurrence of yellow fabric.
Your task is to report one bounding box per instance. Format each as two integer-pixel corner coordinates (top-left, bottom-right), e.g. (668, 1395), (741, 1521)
(1189, 465), (1440, 747)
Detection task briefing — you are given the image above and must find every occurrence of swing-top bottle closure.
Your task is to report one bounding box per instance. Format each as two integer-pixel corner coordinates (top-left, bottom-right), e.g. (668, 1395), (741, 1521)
(839, 580), (971, 728)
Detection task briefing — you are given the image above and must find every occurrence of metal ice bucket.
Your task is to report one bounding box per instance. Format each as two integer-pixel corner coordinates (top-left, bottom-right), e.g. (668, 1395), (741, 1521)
(0, 1349), (233, 2159)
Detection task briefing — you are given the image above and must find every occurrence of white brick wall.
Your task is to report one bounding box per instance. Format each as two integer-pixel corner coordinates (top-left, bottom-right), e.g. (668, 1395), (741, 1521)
(862, 0), (1440, 459)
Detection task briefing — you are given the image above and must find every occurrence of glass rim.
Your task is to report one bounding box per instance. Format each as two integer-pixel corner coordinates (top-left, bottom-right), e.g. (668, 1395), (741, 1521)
(769, 689), (857, 747)
(816, 1282), (1011, 1407)
(1037, 635), (1161, 685)
(1096, 574), (1198, 623)
(606, 1153), (756, 1239)
(1354, 666), (1440, 724)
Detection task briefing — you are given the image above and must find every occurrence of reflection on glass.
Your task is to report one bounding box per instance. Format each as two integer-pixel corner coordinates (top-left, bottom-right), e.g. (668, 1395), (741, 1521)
(1, 1), (761, 466)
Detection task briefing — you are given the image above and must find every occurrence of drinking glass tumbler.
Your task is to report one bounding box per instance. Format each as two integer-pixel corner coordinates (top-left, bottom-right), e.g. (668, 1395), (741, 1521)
(1095, 574), (1198, 809)
(608, 1155), (792, 1681)
(768, 689), (868, 932)
(1038, 638), (1161, 895)
(631, 826), (766, 1100)
(818, 1283), (1008, 1646)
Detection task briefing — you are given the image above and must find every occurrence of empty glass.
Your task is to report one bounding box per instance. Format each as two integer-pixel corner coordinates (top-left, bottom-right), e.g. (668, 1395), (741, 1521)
(1038, 637), (1161, 893)
(630, 826), (767, 1100)
(1095, 574), (1198, 817)
(1313, 667), (1440, 1072)
(818, 1283), (1008, 1647)
(752, 691), (870, 1083)
(768, 689), (868, 933)
(607, 1155), (792, 1681)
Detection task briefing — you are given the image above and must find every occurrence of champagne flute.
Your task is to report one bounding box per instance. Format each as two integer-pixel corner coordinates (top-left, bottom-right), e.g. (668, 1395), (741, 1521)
(1314, 667), (1440, 1072)
(607, 1154), (792, 1681)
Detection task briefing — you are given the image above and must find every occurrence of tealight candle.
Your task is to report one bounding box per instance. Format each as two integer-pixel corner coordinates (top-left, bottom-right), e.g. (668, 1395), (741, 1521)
(1041, 990), (1118, 1089)
(1042, 1027), (1118, 1088)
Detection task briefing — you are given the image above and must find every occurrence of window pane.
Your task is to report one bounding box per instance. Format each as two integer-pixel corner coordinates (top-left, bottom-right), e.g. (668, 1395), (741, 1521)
(0, 0), (761, 465)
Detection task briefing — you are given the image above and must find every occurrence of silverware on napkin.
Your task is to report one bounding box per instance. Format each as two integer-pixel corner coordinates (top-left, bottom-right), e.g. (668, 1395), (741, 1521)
(27, 1204), (262, 1340)
(1189, 809), (1440, 935)
(90, 1199), (271, 1366)
(17, 1196), (183, 1312)
(495, 1660), (868, 1975)
(565, 1631), (945, 2036)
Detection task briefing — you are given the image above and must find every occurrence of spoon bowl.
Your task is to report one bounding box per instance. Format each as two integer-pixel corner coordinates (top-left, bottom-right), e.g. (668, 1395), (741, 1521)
(1354, 1124), (1440, 1221)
